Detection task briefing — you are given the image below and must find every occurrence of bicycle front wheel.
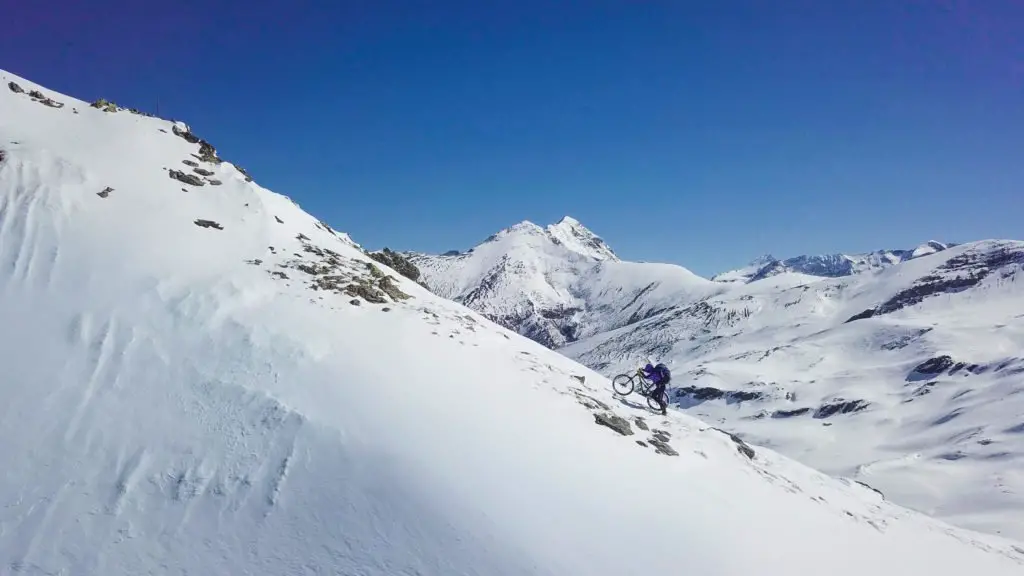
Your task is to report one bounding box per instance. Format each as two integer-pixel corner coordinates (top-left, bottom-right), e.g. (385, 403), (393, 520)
(612, 374), (634, 395)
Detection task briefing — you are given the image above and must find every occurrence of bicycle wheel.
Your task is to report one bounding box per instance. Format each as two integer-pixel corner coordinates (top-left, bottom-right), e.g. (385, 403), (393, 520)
(612, 374), (634, 395)
(647, 391), (667, 412)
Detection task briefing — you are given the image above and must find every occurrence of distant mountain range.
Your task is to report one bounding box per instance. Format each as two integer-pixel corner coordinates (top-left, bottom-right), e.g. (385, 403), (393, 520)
(711, 240), (954, 283)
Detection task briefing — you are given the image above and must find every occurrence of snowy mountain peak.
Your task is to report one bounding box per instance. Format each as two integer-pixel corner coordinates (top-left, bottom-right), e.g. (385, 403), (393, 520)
(544, 215), (618, 262)
(912, 240), (951, 258)
(749, 253), (777, 266)
(500, 219), (544, 234)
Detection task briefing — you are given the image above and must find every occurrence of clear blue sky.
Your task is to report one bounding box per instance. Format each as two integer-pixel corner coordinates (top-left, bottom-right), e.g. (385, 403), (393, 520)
(3, 1), (1021, 276)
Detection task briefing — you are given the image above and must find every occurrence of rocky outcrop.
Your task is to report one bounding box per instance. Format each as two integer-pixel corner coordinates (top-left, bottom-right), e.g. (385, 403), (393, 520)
(194, 219), (223, 230)
(171, 124), (222, 164)
(169, 170), (204, 187)
(378, 276), (411, 301)
(675, 385), (764, 404)
(911, 355), (955, 376)
(369, 248), (424, 284)
(772, 407), (811, 419)
(198, 141), (219, 164)
(172, 124), (200, 143)
(234, 164), (254, 182)
(345, 281), (389, 304)
(594, 412), (633, 436)
(573, 391), (610, 411)
(8, 84), (64, 108)
(91, 98), (119, 113)
(96, 187), (113, 199)
(711, 427), (756, 460)
(278, 236), (412, 304)
(853, 480), (885, 499)
(813, 399), (869, 419)
(648, 437), (678, 456)
(907, 355), (984, 381)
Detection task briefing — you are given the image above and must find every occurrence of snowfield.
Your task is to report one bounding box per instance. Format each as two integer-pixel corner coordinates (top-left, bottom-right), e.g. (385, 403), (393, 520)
(411, 207), (1024, 542)
(3, 69), (1024, 575)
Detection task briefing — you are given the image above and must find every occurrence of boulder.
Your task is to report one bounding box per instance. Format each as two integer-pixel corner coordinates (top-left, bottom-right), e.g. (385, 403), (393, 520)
(594, 412), (633, 436)
(172, 124), (201, 144)
(193, 219), (223, 230)
(8, 82), (24, 94)
(648, 438), (678, 456)
(169, 170), (205, 187)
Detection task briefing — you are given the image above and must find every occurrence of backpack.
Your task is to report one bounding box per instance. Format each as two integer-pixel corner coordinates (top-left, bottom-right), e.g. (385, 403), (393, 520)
(654, 363), (671, 382)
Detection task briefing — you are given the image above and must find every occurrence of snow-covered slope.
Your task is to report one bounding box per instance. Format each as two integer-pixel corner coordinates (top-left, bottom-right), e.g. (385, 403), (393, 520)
(408, 219), (722, 348)
(4, 69), (1024, 575)
(562, 240), (1024, 539)
(712, 242), (953, 284)
(412, 218), (1022, 541)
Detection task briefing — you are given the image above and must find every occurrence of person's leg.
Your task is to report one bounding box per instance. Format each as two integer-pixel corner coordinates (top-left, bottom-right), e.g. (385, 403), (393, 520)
(655, 382), (667, 413)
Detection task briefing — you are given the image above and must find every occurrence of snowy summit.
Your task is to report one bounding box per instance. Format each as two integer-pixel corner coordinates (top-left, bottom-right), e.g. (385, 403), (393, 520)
(2, 69), (1024, 575)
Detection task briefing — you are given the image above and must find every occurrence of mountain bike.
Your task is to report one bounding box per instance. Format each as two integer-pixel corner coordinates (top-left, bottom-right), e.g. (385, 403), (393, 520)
(612, 368), (668, 412)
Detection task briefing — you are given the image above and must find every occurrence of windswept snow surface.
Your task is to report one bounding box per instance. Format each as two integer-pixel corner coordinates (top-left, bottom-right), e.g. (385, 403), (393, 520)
(3, 70), (1024, 575)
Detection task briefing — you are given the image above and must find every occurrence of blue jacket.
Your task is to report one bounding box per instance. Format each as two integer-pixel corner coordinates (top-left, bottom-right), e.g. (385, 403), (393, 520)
(643, 363), (671, 385)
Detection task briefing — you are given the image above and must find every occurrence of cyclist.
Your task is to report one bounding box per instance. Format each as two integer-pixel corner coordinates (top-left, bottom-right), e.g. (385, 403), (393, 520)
(641, 362), (671, 415)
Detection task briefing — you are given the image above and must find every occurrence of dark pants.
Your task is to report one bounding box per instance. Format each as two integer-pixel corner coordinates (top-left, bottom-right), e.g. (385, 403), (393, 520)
(652, 381), (668, 412)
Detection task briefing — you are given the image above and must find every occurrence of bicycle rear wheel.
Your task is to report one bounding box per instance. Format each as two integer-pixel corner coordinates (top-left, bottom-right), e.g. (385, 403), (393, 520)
(612, 374), (634, 395)
(647, 391), (667, 412)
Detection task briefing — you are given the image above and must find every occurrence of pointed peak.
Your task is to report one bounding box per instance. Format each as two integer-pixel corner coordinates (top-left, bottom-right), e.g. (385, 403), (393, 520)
(749, 253), (777, 267)
(506, 219), (542, 231)
(545, 216), (618, 261)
